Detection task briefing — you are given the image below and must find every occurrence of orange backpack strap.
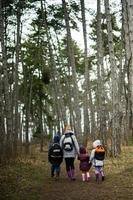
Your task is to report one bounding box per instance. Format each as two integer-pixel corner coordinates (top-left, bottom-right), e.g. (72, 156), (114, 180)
(95, 145), (105, 152)
(95, 145), (105, 160)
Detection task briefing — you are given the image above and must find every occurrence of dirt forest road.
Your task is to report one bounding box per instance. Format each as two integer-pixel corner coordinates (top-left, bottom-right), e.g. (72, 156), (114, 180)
(42, 149), (133, 200)
(1, 146), (133, 200)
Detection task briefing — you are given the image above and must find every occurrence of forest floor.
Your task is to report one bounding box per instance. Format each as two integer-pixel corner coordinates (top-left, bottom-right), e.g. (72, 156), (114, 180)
(0, 144), (133, 200)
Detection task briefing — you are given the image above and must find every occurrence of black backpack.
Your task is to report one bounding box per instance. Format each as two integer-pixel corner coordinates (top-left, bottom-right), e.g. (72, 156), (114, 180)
(94, 145), (105, 161)
(62, 133), (74, 152)
(50, 143), (63, 158)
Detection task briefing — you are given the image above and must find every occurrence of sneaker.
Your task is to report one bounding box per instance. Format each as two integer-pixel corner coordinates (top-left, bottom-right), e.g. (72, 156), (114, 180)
(51, 173), (54, 177)
(56, 172), (60, 178)
(51, 174), (54, 178)
(71, 177), (76, 181)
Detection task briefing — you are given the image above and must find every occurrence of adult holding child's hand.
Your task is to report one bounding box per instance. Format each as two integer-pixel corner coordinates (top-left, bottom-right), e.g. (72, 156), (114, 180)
(60, 125), (79, 180)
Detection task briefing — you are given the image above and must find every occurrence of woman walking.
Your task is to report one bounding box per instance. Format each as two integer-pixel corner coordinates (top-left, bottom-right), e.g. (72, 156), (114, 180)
(60, 125), (79, 180)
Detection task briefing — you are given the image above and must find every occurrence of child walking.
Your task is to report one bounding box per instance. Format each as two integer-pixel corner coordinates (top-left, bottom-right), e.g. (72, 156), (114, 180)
(48, 134), (63, 178)
(90, 140), (105, 182)
(78, 146), (91, 182)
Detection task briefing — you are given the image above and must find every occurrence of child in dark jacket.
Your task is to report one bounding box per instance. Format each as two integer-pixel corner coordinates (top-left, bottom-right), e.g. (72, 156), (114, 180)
(48, 135), (63, 178)
(78, 146), (91, 182)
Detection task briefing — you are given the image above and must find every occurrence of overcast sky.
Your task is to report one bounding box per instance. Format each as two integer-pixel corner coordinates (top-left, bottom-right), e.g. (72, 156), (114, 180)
(71, 0), (121, 50)
(71, 0), (97, 50)
(22, 0), (121, 51)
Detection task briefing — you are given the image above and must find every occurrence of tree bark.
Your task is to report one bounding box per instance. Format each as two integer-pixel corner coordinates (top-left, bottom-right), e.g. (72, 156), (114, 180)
(62, 0), (82, 138)
(104, 0), (121, 156)
(13, 0), (22, 157)
(41, 0), (67, 133)
(80, 0), (90, 146)
(126, 0), (133, 139)
(96, 0), (107, 146)
(0, 0), (13, 159)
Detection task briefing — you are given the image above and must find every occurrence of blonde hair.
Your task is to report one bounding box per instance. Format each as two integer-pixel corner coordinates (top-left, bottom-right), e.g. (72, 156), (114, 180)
(64, 125), (73, 132)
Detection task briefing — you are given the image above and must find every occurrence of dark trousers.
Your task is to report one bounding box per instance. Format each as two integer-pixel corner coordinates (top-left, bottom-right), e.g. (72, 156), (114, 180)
(51, 164), (60, 176)
(65, 157), (75, 171)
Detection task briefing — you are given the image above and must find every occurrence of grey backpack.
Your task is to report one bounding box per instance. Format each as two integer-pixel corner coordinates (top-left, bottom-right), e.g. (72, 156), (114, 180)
(62, 133), (74, 152)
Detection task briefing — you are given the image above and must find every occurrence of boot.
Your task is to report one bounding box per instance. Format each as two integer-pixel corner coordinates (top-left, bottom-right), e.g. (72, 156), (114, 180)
(51, 166), (54, 177)
(82, 173), (86, 181)
(71, 169), (76, 180)
(67, 170), (71, 178)
(96, 173), (99, 182)
(56, 171), (60, 178)
(86, 172), (90, 181)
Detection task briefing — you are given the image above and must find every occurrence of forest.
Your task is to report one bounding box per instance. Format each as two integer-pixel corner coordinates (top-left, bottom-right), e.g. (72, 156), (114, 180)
(0, 0), (133, 199)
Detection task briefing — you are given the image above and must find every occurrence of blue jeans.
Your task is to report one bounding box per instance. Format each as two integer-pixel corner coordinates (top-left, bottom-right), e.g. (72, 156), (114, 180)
(51, 164), (60, 177)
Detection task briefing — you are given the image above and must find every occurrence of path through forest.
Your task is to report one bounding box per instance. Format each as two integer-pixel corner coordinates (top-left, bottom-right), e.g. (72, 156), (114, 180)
(0, 145), (133, 200)
(42, 147), (133, 200)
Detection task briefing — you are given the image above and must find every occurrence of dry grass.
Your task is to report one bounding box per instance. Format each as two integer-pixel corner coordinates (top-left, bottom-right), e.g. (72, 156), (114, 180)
(105, 146), (133, 174)
(0, 144), (133, 200)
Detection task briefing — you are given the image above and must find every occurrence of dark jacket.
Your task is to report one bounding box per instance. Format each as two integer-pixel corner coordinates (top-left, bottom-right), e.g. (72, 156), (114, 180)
(78, 146), (91, 172)
(48, 135), (63, 165)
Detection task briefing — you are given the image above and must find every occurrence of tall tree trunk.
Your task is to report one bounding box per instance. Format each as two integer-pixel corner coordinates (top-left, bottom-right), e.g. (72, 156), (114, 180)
(80, 0), (90, 146)
(122, 0), (131, 138)
(96, 0), (107, 146)
(54, 29), (76, 130)
(13, 0), (22, 157)
(62, 0), (81, 138)
(0, 0), (13, 159)
(126, 0), (133, 139)
(22, 60), (30, 154)
(0, 73), (5, 162)
(50, 40), (67, 129)
(39, 88), (44, 152)
(104, 0), (121, 156)
(41, 0), (67, 132)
